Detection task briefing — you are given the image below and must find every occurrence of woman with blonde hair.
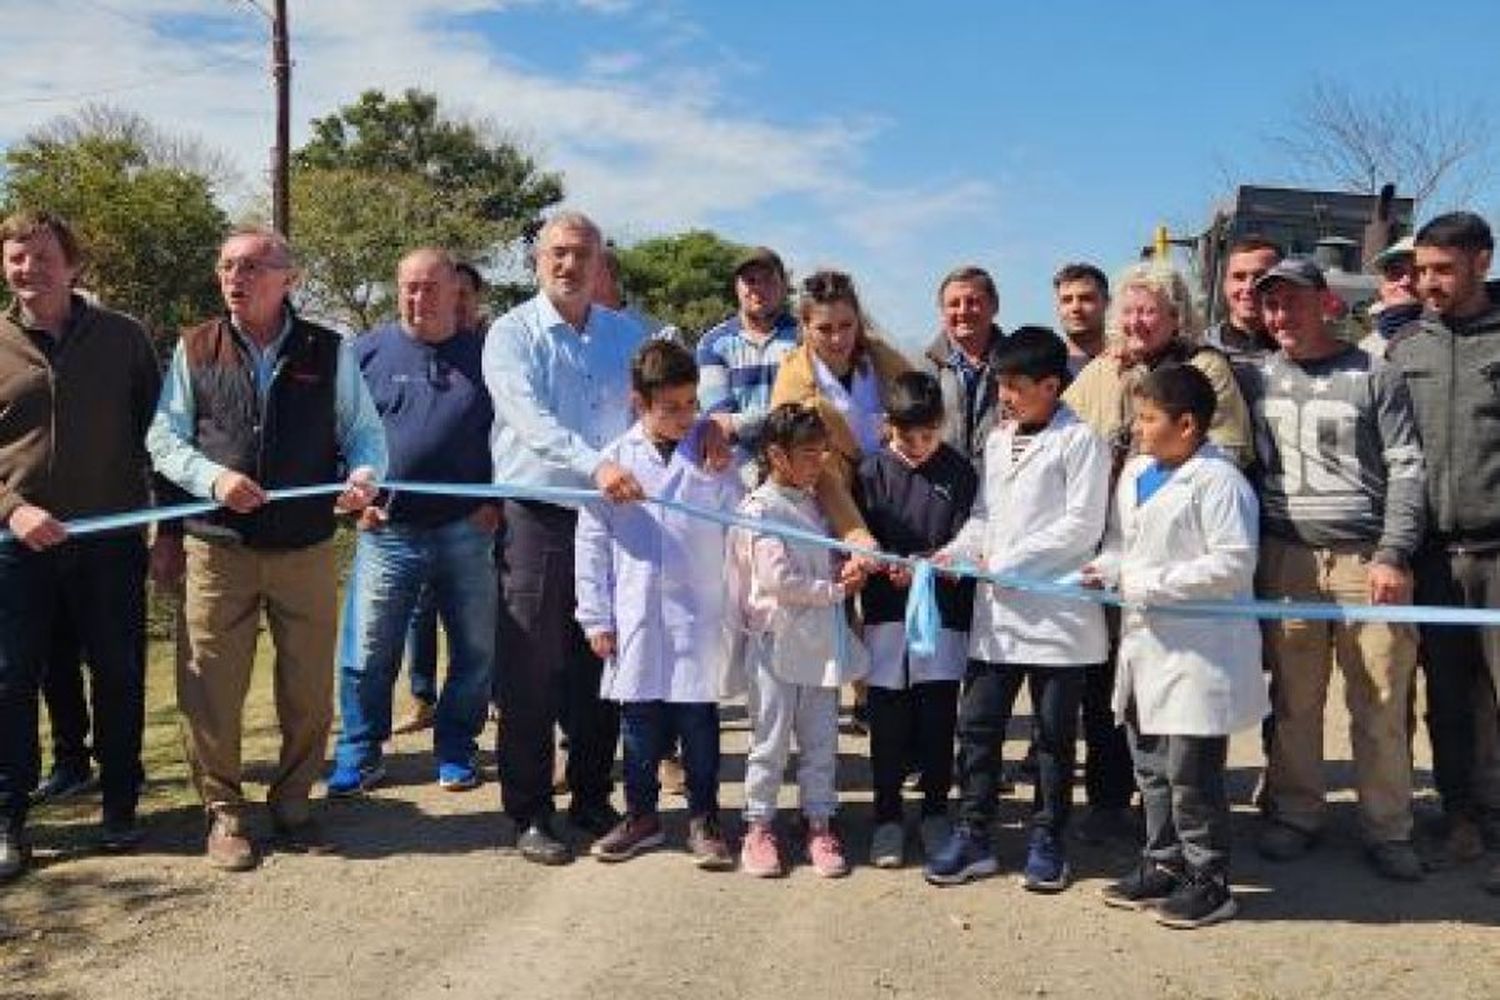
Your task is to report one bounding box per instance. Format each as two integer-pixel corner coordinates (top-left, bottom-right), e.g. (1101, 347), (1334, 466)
(1064, 261), (1252, 470)
(769, 269), (913, 548)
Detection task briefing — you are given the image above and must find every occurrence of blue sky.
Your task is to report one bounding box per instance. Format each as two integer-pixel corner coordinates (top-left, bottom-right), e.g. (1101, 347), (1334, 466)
(2, 0), (1497, 342)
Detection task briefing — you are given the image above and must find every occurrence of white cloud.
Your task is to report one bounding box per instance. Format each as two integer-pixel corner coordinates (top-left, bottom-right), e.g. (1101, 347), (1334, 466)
(0, 0), (996, 337)
(582, 50), (646, 76)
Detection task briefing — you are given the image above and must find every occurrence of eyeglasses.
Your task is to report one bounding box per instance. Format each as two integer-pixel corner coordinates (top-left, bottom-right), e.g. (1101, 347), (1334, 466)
(217, 257), (290, 278)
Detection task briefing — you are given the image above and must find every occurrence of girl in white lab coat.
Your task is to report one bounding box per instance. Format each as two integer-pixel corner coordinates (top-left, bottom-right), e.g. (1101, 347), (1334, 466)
(729, 403), (869, 880)
(1086, 363), (1268, 930)
(575, 341), (744, 870)
(925, 327), (1111, 894)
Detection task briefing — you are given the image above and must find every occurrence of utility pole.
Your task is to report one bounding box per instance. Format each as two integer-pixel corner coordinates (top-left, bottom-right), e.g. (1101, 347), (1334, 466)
(271, 0), (291, 236)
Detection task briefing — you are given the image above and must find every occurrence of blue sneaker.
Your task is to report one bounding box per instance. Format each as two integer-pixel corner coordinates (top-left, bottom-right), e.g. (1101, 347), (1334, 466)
(325, 760), (385, 798)
(1022, 827), (1071, 893)
(923, 825), (998, 886)
(437, 761), (480, 792)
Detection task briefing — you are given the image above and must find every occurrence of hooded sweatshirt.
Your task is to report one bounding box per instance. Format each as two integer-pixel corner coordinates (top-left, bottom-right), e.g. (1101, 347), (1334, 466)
(1388, 281), (1500, 549)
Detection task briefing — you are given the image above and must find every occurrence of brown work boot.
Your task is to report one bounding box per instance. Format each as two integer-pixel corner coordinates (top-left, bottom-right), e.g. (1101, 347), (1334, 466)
(206, 817), (258, 872)
(392, 698), (436, 736)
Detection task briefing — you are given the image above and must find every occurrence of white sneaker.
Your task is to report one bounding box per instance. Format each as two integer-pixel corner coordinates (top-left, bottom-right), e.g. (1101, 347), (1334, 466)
(920, 814), (953, 861)
(871, 821), (905, 869)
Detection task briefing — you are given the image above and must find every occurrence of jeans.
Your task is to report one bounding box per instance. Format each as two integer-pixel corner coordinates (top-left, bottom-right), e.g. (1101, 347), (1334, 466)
(1127, 715), (1230, 876)
(0, 534), (147, 831)
(868, 680), (959, 822)
(957, 660), (1087, 835)
(336, 518), (497, 771)
(495, 501), (619, 824)
(620, 701), (720, 817)
(404, 585), (440, 706)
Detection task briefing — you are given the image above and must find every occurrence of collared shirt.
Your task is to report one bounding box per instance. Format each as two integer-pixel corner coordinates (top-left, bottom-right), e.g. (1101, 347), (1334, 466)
(147, 307), (387, 500)
(482, 292), (646, 491)
(695, 311), (800, 452)
(356, 323), (492, 527)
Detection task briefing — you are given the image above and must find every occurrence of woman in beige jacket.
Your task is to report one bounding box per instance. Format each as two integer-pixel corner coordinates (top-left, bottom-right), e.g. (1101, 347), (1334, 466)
(1064, 261), (1253, 471)
(769, 269), (913, 547)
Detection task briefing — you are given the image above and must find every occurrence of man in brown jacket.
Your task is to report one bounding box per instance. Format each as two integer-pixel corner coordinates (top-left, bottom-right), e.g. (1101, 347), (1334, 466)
(0, 210), (162, 880)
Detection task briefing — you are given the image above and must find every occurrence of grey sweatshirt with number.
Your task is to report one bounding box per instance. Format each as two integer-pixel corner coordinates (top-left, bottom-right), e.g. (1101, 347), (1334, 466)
(1243, 343), (1426, 563)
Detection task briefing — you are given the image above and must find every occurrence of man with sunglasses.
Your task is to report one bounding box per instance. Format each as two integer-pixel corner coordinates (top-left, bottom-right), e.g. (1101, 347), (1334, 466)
(147, 228), (386, 872)
(327, 247), (499, 800)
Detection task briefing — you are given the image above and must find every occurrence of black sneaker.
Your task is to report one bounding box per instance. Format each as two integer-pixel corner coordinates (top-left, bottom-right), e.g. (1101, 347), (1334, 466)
(98, 813), (145, 854)
(32, 765), (96, 804)
(517, 816), (572, 865)
(1102, 860), (1181, 911)
(1154, 870), (1237, 929)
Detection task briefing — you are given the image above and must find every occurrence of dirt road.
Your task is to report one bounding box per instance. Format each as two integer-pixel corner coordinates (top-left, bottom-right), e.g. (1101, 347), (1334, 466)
(3, 702), (1498, 1000)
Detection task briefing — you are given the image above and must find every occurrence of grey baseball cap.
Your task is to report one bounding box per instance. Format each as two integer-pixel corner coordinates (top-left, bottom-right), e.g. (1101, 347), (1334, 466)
(1253, 257), (1328, 293)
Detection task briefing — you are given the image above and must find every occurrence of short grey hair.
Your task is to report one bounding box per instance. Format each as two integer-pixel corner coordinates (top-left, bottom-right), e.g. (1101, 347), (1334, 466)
(222, 226), (295, 268)
(537, 210), (602, 251)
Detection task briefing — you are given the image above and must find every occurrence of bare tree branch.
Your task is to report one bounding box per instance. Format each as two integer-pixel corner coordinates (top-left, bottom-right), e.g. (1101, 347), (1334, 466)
(1264, 78), (1492, 209)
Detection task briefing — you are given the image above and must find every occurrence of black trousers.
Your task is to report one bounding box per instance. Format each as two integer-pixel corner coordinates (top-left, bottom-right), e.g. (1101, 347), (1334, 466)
(42, 607), (92, 774)
(958, 661), (1086, 834)
(495, 500), (619, 825)
(0, 534), (146, 831)
(868, 679), (959, 823)
(1082, 623), (1134, 810)
(1414, 546), (1500, 820)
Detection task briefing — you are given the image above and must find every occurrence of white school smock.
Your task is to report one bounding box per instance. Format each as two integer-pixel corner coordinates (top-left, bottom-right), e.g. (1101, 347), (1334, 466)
(726, 481), (869, 690)
(942, 405), (1110, 667)
(574, 421), (744, 704)
(1095, 444), (1270, 737)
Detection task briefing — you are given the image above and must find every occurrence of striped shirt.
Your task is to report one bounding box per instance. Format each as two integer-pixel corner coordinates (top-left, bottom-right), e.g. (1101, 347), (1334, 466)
(695, 312), (800, 455)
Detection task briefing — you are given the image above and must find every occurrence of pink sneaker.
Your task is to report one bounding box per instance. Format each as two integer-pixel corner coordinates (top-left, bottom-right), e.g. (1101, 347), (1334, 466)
(741, 821), (783, 878)
(806, 821), (849, 878)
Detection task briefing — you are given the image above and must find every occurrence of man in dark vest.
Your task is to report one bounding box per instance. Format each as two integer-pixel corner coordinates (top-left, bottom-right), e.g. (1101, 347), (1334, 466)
(147, 228), (386, 872)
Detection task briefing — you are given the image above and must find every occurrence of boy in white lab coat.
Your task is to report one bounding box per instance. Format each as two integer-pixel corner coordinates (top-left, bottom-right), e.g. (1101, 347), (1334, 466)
(1086, 363), (1268, 929)
(925, 327), (1111, 893)
(575, 340), (744, 869)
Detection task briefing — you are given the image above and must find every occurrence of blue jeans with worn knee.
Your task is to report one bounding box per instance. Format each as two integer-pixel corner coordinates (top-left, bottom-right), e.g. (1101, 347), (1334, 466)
(336, 517), (497, 772)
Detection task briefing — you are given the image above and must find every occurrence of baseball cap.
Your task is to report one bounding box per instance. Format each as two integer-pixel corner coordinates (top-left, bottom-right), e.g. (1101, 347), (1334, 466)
(1367, 236), (1415, 273)
(1253, 257), (1328, 293)
(732, 246), (786, 280)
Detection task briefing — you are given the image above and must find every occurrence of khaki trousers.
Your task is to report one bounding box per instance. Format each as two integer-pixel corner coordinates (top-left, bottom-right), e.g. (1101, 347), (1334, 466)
(178, 537), (337, 830)
(1260, 536), (1417, 843)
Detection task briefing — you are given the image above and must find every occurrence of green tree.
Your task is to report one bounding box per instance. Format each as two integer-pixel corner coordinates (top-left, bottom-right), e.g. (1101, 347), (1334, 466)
(1, 111), (229, 339)
(292, 89), (563, 329)
(615, 230), (748, 343)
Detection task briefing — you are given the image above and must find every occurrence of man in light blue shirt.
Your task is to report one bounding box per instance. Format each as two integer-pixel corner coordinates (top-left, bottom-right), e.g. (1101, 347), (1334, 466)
(146, 227), (385, 873)
(483, 211), (648, 864)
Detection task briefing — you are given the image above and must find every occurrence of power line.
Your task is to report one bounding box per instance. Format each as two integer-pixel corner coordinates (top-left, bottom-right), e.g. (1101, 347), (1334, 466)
(0, 51), (264, 110)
